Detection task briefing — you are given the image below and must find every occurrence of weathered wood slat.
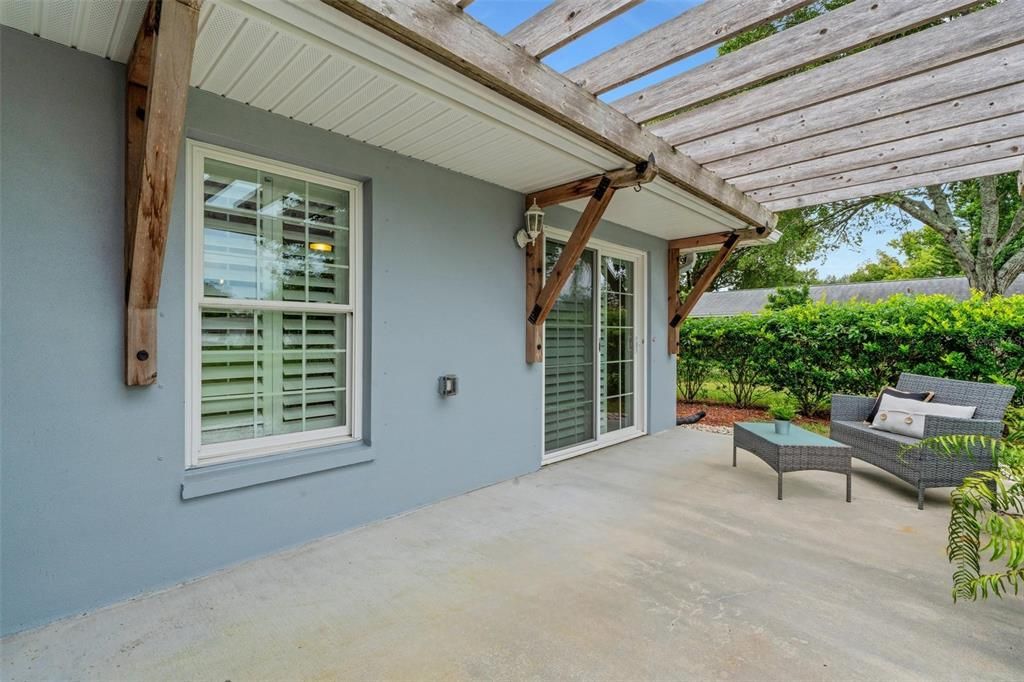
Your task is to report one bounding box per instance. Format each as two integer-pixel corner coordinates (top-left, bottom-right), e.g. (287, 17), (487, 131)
(125, 0), (200, 386)
(322, 0), (775, 228)
(564, 0), (816, 95)
(667, 227), (769, 252)
(706, 84), (1024, 179)
(669, 234), (741, 329)
(675, 46), (1024, 164)
(667, 248), (680, 356)
(765, 157), (1024, 211)
(529, 181), (616, 327)
(732, 114), (1024, 191)
(526, 154), (656, 208)
(749, 139), (1024, 203)
(649, 0), (1024, 146)
(616, 0), (986, 123)
(506, 0), (643, 59)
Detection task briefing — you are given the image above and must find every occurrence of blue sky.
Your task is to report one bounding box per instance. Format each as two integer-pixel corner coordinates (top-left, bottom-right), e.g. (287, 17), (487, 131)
(467, 0), (908, 279)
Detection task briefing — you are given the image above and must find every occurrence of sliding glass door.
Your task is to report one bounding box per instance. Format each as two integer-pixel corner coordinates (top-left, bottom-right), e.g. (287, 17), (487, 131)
(543, 234), (645, 463)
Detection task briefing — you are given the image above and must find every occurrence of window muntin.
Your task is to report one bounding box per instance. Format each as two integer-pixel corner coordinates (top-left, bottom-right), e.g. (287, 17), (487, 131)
(188, 143), (361, 467)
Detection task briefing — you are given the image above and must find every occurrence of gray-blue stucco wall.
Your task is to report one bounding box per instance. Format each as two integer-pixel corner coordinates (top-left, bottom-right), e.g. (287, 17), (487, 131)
(0, 29), (676, 635)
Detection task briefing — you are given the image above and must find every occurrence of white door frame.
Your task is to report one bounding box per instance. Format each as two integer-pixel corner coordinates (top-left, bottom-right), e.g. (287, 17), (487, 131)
(540, 227), (648, 465)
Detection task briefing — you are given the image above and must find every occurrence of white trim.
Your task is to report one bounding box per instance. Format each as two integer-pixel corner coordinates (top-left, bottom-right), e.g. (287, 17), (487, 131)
(540, 227), (648, 466)
(185, 140), (364, 469)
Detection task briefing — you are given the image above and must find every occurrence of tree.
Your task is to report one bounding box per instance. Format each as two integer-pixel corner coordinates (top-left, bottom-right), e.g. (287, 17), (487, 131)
(846, 227), (961, 283)
(765, 284), (810, 310)
(820, 174), (1024, 296)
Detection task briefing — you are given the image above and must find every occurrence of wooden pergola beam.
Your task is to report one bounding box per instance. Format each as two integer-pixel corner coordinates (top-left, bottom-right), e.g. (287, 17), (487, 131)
(564, 0), (816, 95)
(124, 0), (200, 386)
(616, 0), (986, 123)
(523, 158), (657, 362)
(529, 179), (616, 328)
(322, 0), (776, 229)
(765, 156), (1024, 211)
(706, 84), (1024, 179)
(727, 112), (1024, 190)
(676, 46), (1024, 165)
(506, 0), (643, 59)
(669, 234), (741, 331)
(748, 139), (1024, 203)
(526, 154), (656, 208)
(650, 0), (1024, 147)
(667, 226), (768, 252)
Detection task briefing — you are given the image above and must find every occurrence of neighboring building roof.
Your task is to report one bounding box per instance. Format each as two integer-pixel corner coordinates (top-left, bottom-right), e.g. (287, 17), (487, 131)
(691, 275), (1024, 317)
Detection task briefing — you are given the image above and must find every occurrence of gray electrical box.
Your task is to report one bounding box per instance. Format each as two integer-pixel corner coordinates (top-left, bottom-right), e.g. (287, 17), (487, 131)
(438, 375), (458, 397)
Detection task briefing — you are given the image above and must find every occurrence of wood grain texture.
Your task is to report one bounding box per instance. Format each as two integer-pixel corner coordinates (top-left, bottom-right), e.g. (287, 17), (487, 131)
(765, 157), (1024, 211)
(731, 114), (1024, 191)
(124, 0), (199, 386)
(506, 0), (642, 58)
(706, 84), (1024, 179)
(322, 0), (775, 228)
(667, 247), (680, 355)
(749, 139), (1024, 203)
(616, 0), (986, 123)
(529, 185), (616, 327)
(526, 154), (657, 208)
(564, 0), (816, 95)
(667, 227), (769, 252)
(525, 222), (544, 364)
(649, 0), (1024, 146)
(675, 46), (1024, 164)
(670, 234), (740, 328)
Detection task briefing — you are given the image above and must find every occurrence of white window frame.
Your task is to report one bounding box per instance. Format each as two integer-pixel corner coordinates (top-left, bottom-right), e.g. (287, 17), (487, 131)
(540, 227), (648, 466)
(185, 141), (363, 468)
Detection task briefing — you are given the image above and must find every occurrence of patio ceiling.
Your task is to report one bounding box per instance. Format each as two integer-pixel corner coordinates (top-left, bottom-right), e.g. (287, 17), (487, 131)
(339, 0), (1023, 211)
(0, 0), (764, 240)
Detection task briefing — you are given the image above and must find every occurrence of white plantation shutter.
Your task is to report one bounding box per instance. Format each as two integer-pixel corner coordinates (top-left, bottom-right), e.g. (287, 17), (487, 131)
(190, 145), (359, 466)
(543, 242), (596, 452)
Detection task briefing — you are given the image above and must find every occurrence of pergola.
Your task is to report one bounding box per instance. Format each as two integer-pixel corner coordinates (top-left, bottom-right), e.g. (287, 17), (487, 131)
(13, 0), (1019, 378)
(328, 0), (1024, 356)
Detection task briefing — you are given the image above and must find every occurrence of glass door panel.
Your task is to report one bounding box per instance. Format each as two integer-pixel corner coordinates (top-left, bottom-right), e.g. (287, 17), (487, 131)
(543, 242), (596, 452)
(600, 256), (636, 435)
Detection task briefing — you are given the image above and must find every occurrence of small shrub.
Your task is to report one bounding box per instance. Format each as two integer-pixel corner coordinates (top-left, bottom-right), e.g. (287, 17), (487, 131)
(768, 400), (797, 421)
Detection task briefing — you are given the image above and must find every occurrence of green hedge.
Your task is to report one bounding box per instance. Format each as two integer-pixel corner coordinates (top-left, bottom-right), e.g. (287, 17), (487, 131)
(677, 294), (1024, 416)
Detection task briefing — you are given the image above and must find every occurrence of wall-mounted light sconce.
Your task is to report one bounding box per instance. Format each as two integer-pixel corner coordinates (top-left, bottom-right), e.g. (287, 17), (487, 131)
(309, 242), (334, 253)
(514, 199), (545, 248)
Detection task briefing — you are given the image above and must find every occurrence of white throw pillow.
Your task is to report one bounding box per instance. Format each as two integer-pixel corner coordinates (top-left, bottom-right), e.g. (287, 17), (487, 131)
(870, 395), (977, 439)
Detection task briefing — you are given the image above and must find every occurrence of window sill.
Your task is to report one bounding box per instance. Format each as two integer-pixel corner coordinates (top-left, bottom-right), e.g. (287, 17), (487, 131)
(181, 440), (373, 500)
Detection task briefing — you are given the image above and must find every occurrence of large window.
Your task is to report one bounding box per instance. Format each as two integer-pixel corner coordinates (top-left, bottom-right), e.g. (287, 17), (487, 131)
(186, 142), (362, 467)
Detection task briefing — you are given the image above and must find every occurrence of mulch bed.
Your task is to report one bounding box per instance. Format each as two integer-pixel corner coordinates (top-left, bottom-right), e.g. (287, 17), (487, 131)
(677, 401), (829, 430)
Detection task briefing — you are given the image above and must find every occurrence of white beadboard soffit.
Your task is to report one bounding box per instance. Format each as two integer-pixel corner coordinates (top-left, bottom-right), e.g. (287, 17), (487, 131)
(0, 0), (749, 238)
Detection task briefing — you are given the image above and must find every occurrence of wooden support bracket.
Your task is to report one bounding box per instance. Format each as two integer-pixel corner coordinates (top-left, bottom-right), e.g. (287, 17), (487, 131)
(124, 0), (200, 385)
(668, 233), (741, 344)
(527, 154), (657, 208)
(667, 246), (681, 355)
(667, 226), (768, 252)
(525, 156), (657, 363)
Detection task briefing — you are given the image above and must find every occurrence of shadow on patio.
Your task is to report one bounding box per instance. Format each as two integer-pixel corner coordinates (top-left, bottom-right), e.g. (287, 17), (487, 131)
(2, 428), (1020, 680)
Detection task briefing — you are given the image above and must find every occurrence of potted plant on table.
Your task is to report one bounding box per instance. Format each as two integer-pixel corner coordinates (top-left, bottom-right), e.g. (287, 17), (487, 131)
(769, 400), (797, 435)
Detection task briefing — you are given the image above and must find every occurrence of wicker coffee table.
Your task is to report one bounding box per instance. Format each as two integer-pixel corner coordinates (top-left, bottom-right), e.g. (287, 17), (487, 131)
(733, 422), (852, 502)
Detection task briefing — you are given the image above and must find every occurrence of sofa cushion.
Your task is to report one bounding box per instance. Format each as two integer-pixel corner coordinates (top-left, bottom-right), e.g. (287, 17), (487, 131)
(865, 387), (933, 423)
(832, 419), (922, 447)
(870, 395), (976, 439)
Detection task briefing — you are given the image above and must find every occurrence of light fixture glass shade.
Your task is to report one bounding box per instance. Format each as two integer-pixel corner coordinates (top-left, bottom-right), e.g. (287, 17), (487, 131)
(516, 199), (545, 248)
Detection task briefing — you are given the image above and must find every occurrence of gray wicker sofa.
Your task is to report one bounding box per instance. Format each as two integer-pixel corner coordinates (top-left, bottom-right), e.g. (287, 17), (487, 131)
(830, 373), (1014, 509)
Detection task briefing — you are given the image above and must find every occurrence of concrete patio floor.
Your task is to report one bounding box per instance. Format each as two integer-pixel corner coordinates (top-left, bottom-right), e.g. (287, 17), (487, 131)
(2, 428), (1021, 680)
